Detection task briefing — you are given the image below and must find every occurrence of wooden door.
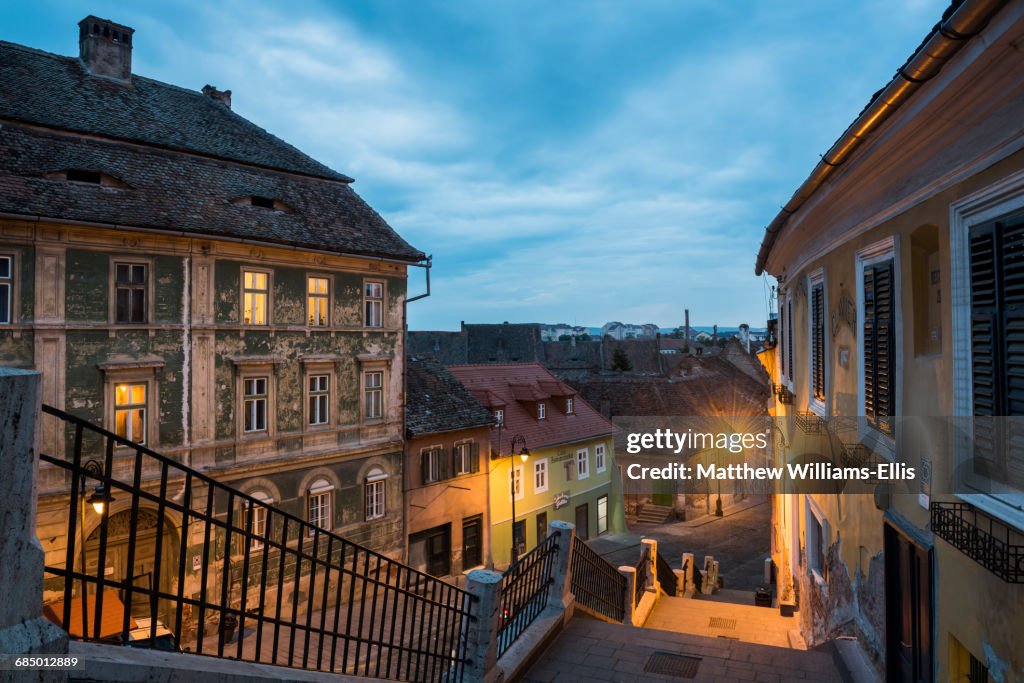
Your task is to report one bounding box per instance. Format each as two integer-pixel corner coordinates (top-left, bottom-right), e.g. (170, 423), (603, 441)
(885, 522), (933, 683)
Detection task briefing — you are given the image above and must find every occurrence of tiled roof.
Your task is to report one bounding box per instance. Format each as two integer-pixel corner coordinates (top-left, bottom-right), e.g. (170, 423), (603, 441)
(447, 364), (614, 455)
(0, 42), (348, 182)
(0, 41), (424, 261)
(406, 356), (497, 437)
(0, 116), (424, 261)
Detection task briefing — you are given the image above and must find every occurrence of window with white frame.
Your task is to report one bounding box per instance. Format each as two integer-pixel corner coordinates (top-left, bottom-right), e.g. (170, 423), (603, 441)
(364, 281), (383, 328)
(453, 442), (479, 475)
(576, 448), (589, 480)
(364, 370), (383, 420)
(566, 397), (574, 414)
(494, 409), (504, 425)
(308, 374), (330, 426)
(308, 479), (333, 533)
(0, 255), (11, 324)
(243, 377), (269, 433)
(307, 276), (329, 326)
(510, 465), (524, 501)
(421, 447), (447, 484)
(534, 459), (548, 493)
(951, 183), (1024, 518)
(538, 402), (546, 420)
(114, 382), (147, 444)
(857, 238), (899, 438)
(365, 469), (387, 520)
(807, 268), (827, 415)
(595, 444), (606, 473)
(242, 270), (269, 325)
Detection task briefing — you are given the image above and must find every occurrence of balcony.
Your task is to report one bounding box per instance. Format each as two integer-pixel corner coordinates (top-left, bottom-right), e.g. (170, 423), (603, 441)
(795, 411), (826, 435)
(931, 501), (1024, 583)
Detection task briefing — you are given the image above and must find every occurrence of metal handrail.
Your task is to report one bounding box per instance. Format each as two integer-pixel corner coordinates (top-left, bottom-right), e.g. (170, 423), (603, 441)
(39, 404), (474, 682)
(654, 552), (677, 597)
(496, 532), (560, 657)
(634, 547), (650, 607)
(569, 536), (625, 621)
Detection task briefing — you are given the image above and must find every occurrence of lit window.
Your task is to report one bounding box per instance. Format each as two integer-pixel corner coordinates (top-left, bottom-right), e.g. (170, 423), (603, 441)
(576, 447), (589, 480)
(534, 459), (548, 493)
(538, 402), (546, 420)
(308, 479), (333, 533)
(364, 281), (383, 328)
(454, 442), (478, 475)
(308, 374), (329, 425)
(243, 270), (268, 325)
(307, 276), (329, 326)
(566, 397), (574, 414)
(115, 263), (147, 323)
(243, 377), (268, 432)
(364, 371), (383, 419)
(114, 382), (147, 444)
(597, 495), (608, 535)
(0, 255), (11, 324)
(595, 444), (606, 473)
(366, 469), (387, 520)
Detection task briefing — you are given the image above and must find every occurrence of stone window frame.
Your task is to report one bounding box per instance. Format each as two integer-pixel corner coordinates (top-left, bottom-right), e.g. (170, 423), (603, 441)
(804, 496), (829, 585)
(306, 273), (333, 328)
(240, 266), (273, 326)
(0, 251), (18, 324)
(533, 458), (549, 494)
(576, 447), (590, 480)
(359, 358), (390, 424)
(307, 478), (335, 534)
(100, 363), (162, 451)
(107, 255), (155, 325)
(363, 278), (386, 328)
(302, 360), (337, 431)
(233, 360), (279, 440)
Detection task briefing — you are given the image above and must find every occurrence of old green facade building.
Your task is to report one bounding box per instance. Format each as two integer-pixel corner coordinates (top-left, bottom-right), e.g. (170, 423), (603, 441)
(0, 16), (425, 607)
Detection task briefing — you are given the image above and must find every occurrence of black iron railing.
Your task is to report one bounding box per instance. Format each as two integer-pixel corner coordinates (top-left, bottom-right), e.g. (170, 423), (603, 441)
(38, 405), (475, 682)
(633, 548), (650, 607)
(931, 501), (1024, 584)
(654, 552), (677, 597)
(496, 532), (559, 657)
(795, 410), (826, 435)
(568, 536), (624, 621)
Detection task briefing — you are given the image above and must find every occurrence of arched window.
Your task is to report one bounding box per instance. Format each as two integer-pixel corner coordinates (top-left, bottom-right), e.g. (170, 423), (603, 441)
(243, 490), (272, 550)
(365, 468), (387, 521)
(308, 478), (334, 534)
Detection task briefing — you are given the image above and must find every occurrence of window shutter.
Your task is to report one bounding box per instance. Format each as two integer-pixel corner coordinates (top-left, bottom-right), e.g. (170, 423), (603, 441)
(470, 441), (480, 473)
(421, 450), (431, 484)
(786, 301), (793, 381)
(863, 261), (894, 433)
(812, 284), (824, 400)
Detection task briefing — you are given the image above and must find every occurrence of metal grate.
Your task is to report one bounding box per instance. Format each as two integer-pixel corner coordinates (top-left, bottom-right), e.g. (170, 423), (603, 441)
(643, 652), (701, 678)
(708, 616), (737, 630)
(931, 501), (1024, 583)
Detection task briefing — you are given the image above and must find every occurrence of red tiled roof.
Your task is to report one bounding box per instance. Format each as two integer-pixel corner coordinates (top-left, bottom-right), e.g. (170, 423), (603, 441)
(537, 379), (575, 397)
(447, 363), (614, 455)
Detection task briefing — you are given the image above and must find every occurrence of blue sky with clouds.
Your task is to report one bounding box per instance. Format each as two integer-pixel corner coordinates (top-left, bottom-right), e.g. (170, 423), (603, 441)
(2, 0), (948, 330)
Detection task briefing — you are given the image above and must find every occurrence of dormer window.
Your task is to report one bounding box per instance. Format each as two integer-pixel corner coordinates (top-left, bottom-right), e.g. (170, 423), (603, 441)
(233, 196), (295, 212)
(538, 403), (546, 420)
(43, 169), (129, 188)
(494, 409), (504, 426)
(566, 397), (574, 415)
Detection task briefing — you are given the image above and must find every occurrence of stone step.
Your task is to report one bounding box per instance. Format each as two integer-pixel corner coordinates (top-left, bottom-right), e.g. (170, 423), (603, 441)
(635, 504), (674, 524)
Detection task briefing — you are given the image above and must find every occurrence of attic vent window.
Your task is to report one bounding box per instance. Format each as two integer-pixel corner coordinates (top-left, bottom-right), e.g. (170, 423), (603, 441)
(251, 196), (275, 209)
(66, 170), (102, 184)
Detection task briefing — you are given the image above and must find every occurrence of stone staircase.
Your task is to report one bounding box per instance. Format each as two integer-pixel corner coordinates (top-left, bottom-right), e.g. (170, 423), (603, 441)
(635, 503), (674, 524)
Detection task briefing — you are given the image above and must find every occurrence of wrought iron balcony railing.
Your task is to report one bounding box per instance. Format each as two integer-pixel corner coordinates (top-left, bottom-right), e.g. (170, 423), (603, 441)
(795, 411), (826, 435)
(931, 501), (1024, 584)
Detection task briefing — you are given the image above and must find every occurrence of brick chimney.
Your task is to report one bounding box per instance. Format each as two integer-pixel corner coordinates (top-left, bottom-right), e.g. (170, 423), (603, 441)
(78, 15), (134, 81)
(202, 85), (232, 109)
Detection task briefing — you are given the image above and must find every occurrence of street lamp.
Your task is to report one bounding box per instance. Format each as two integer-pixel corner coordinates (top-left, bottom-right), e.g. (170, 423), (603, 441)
(78, 459), (115, 639)
(510, 434), (530, 564)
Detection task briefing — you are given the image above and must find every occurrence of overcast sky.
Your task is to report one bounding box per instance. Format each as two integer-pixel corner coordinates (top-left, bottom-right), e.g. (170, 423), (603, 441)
(2, 0), (948, 330)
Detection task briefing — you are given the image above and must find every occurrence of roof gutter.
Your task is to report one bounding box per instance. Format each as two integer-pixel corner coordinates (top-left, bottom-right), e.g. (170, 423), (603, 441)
(754, 0), (1008, 276)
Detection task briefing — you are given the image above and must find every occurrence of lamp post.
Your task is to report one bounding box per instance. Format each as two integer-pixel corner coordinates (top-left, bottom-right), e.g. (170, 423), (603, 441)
(79, 459), (114, 640)
(509, 434), (530, 565)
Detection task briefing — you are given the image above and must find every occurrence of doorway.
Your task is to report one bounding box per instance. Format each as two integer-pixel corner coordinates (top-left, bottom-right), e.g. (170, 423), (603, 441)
(575, 503), (589, 540)
(884, 521), (933, 683)
(408, 523), (452, 577)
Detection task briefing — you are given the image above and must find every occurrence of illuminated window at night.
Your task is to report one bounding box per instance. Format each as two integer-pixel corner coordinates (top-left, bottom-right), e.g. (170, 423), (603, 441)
(307, 276), (329, 326)
(243, 270), (268, 325)
(114, 382), (147, 444)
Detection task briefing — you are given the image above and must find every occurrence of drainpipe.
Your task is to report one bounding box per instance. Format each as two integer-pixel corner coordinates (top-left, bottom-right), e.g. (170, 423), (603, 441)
(401, 256), (431, 564)
(754, 0), (1008, 276)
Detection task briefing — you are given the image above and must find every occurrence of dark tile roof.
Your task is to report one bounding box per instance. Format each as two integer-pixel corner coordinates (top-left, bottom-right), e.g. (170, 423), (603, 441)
(0, 124), (424, 261)
(0, 41), (348, 182)
(406, 356), (497, 437)
(447, 364), (614, 455)
(0, 41), (423, 261)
